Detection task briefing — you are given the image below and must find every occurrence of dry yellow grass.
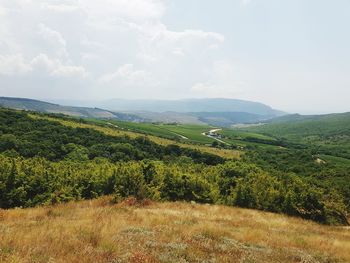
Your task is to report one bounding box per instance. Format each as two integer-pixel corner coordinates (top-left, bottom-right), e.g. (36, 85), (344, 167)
(1, 197), (349, 263)
(29, 114), (241, 159)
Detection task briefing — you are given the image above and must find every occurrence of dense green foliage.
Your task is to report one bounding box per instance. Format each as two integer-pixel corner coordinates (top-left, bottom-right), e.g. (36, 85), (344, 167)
(0, 108), (349, 225)
(0, 156), (347, 225)
(234, 113), (350, 212)
(243, 113), (350, 159)
(0, 109), (223, 165)
(244, 148), (350, 212)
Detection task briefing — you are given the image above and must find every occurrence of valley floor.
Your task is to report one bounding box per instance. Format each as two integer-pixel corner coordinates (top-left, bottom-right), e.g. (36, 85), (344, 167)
(0, 198), (349, 263)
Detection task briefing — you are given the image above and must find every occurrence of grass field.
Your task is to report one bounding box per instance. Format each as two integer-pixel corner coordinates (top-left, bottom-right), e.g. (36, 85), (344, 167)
(319, 154), (350, 166)
(216, 129), (283, 149)
(1, 197), (349, 263)
(108, 121), (216, 144)
(219, 130), (277, 141)
(108, 121), (181, 140)
(107, 119), (282, 148)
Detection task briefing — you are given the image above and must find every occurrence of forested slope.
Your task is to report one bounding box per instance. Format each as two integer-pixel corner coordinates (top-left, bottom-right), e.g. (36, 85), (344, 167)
(0, 108), (348, 225)
(234, 113), (350, 214)
(244, 112), (350, 159)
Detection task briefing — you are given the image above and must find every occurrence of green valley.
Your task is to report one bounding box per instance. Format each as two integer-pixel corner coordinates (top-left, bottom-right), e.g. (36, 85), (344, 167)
(0, 108), (349, 226)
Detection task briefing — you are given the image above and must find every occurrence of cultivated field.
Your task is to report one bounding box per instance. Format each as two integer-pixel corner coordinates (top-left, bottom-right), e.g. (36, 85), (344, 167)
(107, 121), (216, 144)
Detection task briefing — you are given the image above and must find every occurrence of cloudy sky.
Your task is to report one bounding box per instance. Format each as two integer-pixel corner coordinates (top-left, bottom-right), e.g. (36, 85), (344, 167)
(0, 0), (349, 113)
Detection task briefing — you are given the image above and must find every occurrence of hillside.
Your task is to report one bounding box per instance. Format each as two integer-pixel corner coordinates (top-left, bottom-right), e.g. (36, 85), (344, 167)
(261, 112), (350, 137)
(222, 112), (350, 210)
(0, 97), (143, 121)
(242, 112), (350, 158)
(0, 108), (348, 226)
(0, 197), (349, 263)
(0, 108), (349, 262)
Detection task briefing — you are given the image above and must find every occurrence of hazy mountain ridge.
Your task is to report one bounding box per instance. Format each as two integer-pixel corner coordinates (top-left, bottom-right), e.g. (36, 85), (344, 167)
(0, 97), (144, 122)
(191, 111), (273, 127)
(54, 98), (285, 116)
(0, 97), (285, 126)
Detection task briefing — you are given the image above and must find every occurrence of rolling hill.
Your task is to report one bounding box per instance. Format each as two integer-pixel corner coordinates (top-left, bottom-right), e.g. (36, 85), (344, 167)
(242, 112), (350, 158)
(265, 112), (350, 131)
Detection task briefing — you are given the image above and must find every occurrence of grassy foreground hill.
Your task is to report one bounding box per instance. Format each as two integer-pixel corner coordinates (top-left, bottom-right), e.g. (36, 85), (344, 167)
(0, 197), (349, 263)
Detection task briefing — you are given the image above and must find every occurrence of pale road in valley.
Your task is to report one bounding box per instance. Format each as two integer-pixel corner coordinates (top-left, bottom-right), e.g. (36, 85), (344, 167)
(202, 128), (229, 145)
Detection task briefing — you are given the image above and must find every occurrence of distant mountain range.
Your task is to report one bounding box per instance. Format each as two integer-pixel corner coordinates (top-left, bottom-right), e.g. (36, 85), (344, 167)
(1, 96), (285, 126)
(53, 98), (285, 116)
(0, 97), (144, 122)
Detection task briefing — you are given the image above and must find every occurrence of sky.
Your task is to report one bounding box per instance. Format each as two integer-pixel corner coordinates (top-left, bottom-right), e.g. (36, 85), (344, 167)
(0, 0), (349, 114)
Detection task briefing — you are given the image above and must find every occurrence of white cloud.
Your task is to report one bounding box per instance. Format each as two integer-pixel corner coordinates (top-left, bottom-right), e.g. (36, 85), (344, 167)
(40, 3), (79, 13)
(38, 24), (68, 59)
(31, 54), (88, 78)
(191, 82), (217, 93)
(0, 54), (32, 75)
(100, 64), (156, 87)
(241, 0), (252, 6)
(171, 48), (184, 56)
(0, 0), (226, 100)
(161, 29), (224, 43)
(38, 24), (66, 48)
(191, 61), (247, 98)
(81, 0), (165, 21)
(158, 28), (225, 53)
(0, 53), (87, 78)
(0, 6), (6, 16)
